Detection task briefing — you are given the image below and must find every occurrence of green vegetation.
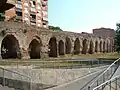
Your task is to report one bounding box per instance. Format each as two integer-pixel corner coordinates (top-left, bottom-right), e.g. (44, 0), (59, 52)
(49, 25), (63, 31)
(115, 23), (120, 53)
(0, 60), (89, 67)
(0, 53), (118, 67)
(57, 53), (119, 59)
(0, 12), (5, 21)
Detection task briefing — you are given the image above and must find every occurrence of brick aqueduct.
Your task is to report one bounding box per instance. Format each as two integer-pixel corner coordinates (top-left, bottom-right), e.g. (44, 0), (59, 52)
(0, 21), (114, 59)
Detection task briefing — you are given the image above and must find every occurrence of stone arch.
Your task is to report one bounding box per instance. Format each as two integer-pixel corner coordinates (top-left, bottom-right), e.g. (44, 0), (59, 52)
(95, 41), (99, 52)
(58, 40), (65, 55)
(65, 37), (72, 54)
(100, 41), (102, 52)
(74, 38), (80, 54)
(112, 39), (115, 52)
(49, 37), (57, 57)
(103, 41), (106, 53)
(88, 40), (94, 54)
(28, 38), (41, 59)
(82, 39), (88, 54)
(1, 35), (21, 59)
(110, 39), (114, 52)
(106, 40), (109, 52)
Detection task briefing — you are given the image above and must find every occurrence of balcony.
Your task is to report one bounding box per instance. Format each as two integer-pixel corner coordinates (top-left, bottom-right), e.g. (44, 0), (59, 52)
(15, 1), (22, 9)
(31, 22), (36, 26)
(30, 17), (36, 23)
(16, 1), (22, 5)
(42, 20), (48, 28)
(16, 8), (22, 12)
(24, 2), (29, 7)
(42, 0), (48, 6)
(30, 7), (36, 15)
(42, 6), (48, 11)
(42, 16), (48, 21)
(42, 11), (48, 17)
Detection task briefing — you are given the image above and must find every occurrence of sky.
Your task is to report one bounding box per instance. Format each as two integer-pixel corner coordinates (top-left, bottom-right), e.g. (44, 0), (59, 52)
(48, 0), (120, 33)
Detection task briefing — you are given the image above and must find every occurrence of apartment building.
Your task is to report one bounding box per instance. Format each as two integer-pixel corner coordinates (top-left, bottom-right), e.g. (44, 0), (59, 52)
(4, 0), (48, 28)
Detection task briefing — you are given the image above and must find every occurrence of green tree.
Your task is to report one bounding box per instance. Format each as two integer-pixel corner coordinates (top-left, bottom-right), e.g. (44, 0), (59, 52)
(115, 23), (120, 53)
(0, 13), (5, 21)
(49, 25), (63, 31)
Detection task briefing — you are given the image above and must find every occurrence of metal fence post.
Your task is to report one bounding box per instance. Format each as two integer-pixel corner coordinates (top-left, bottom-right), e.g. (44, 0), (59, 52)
(30, 78), (32, 90)
(115, 77), (117, 90)
(3, 69), (5, 86)
(110, 81), (111, 90)
(97, 80), (99, 86)
(88, 86), (90, 90)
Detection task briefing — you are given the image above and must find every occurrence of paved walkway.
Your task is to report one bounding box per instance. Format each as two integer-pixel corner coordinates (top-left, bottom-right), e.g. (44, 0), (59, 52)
(1, 65), (108, 85)
(46, 68), (106, 90)
(0, 85), (14, 90)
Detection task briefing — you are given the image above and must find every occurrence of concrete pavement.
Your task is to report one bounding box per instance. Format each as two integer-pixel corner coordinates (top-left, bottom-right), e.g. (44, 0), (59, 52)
(46, 68), (107, 90)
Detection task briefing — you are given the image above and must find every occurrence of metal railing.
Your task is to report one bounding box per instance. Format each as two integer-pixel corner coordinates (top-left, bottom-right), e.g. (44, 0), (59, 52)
(0, 66), (32, 90)
(93, 74), (120, 90)
(87, 58), (120, 90)
(0, 59), (114, 90)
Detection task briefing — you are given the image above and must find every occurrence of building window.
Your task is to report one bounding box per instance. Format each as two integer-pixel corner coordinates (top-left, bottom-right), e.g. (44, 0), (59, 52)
(43, 22), (46, 25)
(33, 1), (36, 5)
(31, 14), (36, 19)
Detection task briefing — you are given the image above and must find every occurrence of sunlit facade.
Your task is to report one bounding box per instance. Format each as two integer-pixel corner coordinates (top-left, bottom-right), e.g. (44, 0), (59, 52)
(4, 0), (48, 28)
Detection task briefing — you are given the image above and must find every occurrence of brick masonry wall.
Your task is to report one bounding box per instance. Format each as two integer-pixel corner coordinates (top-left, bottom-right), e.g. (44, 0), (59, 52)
(93, 28), (116, 38)
(0, 21), (115, 59)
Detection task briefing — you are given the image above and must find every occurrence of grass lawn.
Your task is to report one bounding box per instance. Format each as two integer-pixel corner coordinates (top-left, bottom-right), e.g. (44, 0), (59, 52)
(58, 52), (120, 59)
(0, 52), (119, 66)
(0, 60), (91, 67)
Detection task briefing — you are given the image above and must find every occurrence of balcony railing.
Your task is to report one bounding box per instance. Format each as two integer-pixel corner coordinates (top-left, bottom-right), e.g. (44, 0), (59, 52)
(31, 7), (36, 13)
(42, 6), (48, 11)
(30, 18), (36, 23)
(16, 8), (22, 12)
(16, 1), (22, 4)
(16, 3), (22, 9)
(42, 0), (48, 6)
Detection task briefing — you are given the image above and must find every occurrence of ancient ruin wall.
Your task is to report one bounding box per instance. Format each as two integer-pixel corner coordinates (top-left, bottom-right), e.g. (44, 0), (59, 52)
(0, 21), (114, 59)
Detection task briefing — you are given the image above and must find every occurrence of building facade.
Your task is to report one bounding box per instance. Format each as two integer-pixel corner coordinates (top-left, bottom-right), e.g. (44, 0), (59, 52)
(4, 0), (48, 28)
(93, 27), (116, 38)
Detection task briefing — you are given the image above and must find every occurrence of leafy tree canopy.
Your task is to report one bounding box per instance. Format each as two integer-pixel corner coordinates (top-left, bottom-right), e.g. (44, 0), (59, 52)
(49, 25), (63, 31)
(115, 23), (120, 53)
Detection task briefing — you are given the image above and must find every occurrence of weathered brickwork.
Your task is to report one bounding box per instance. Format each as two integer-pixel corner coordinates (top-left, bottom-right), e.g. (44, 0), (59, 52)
(93, 28), (115, 38)
(0, 21), (115, 59)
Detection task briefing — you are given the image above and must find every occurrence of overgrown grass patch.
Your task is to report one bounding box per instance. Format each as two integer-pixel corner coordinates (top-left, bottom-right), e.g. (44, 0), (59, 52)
(0, 52), (119, 66)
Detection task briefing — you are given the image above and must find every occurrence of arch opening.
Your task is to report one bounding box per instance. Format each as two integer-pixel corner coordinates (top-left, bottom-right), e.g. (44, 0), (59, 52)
(100, 41), (102, 52)
(111, 40), (114, 52)
(82, 39), (88, 54)
(107, 41), (109, 52)
(49, 37), (57, 57)
(58, 40), (65, 55)
(65, 37), (72, 54)
(1, 35), (21, 59)
(88, 40), (94, 54)
(103, 41), (106, 53)
(74, 38), (80, 54)
(29, 39), (41, 59)
(95, 41), (98, 52)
